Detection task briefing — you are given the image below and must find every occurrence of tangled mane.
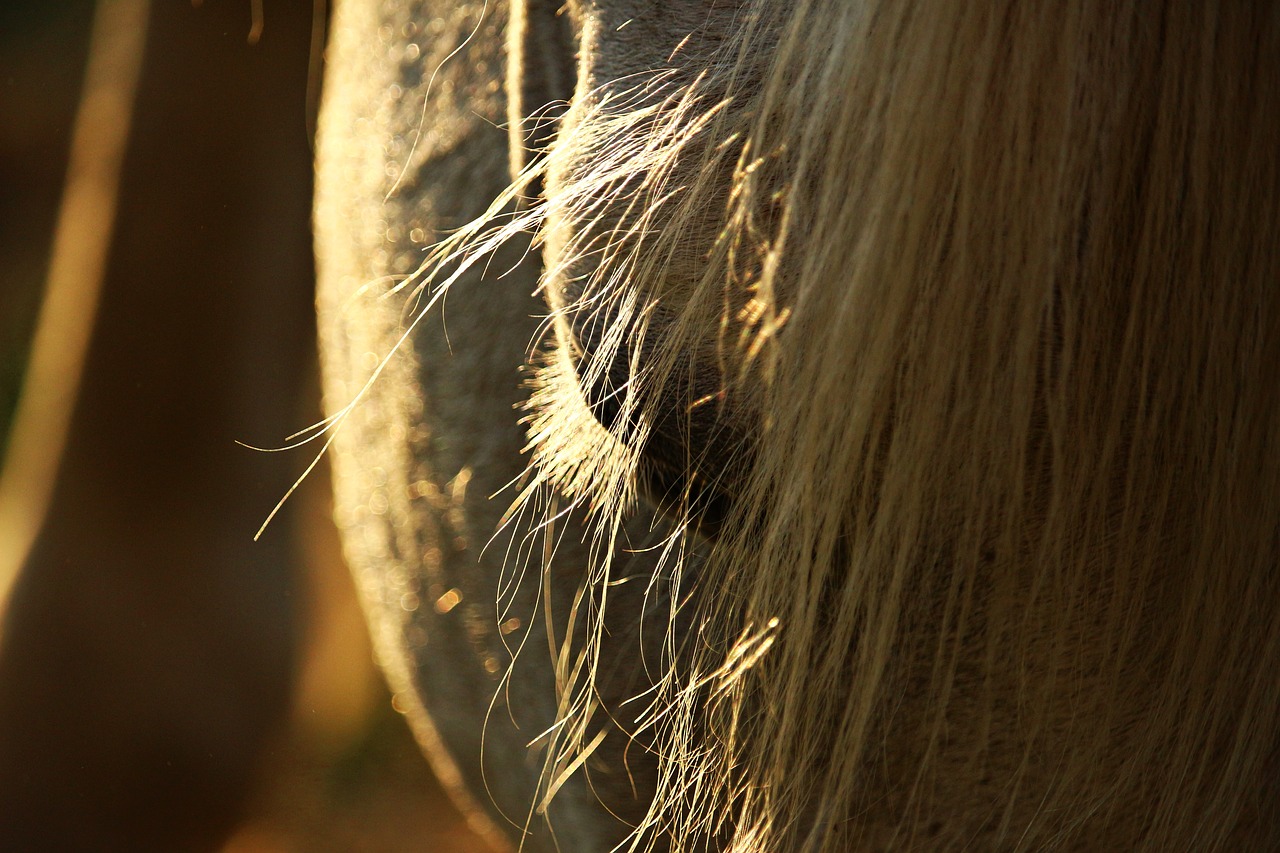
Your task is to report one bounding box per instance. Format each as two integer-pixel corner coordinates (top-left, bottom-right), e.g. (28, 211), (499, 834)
(403, 1), (1279, 849)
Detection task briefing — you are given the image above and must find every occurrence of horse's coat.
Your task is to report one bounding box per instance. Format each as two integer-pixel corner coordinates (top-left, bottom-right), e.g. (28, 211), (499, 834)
(315, 2), (1280, 849)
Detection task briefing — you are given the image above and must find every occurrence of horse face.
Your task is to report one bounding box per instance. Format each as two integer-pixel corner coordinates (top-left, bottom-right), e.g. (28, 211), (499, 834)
(317, 2), (1280, 850)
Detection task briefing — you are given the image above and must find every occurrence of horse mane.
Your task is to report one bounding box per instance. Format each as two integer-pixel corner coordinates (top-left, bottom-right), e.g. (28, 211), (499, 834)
(411, 1), (1279, 848)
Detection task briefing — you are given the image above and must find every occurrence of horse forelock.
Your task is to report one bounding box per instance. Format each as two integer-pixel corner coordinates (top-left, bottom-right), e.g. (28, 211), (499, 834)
(680, 4), (1278, 850)
(403, 1), (1279, 848)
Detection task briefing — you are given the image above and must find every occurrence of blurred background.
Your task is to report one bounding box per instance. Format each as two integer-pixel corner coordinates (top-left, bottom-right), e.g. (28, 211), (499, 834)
(0, 1), (499, 850)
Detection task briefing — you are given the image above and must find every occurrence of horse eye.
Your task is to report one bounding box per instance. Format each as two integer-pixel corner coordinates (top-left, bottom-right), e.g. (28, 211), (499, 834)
(565, 313), (748, 537)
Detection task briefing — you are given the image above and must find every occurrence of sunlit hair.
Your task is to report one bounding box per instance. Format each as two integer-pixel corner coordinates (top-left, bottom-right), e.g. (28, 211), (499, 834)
(405, 1), (1278, 849)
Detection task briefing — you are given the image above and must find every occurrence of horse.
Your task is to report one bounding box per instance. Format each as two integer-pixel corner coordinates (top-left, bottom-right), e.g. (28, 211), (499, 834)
(314, 1), (1280, 849)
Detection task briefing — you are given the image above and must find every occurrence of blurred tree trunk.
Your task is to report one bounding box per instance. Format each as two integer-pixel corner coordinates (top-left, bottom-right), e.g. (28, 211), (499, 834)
(0, 0), (316, 849)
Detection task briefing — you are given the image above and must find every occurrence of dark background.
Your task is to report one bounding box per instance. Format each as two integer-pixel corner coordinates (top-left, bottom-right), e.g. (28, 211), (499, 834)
(0, 2), (496, 850)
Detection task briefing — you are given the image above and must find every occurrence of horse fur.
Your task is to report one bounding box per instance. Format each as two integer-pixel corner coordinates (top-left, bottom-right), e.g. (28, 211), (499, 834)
(315, 1), (1280, 849)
